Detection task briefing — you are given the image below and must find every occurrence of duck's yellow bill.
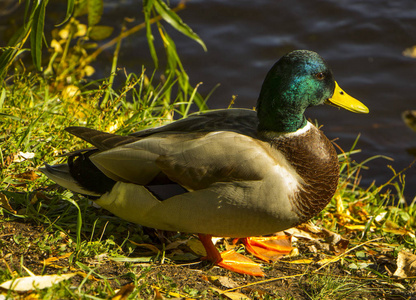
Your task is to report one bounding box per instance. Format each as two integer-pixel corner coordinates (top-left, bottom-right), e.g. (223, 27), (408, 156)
(325, 82), (369, 114)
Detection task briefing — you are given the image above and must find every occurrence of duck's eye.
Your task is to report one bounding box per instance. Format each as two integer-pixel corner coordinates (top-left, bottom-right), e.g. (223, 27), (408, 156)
(315, 72), (325, 80)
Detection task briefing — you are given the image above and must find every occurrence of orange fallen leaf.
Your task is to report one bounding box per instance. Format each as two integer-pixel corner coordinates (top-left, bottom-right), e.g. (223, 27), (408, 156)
(43, 253), (72, 265)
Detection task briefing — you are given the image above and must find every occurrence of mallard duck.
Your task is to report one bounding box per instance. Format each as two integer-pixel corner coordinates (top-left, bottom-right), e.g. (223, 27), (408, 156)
(40, 50), (369, 276)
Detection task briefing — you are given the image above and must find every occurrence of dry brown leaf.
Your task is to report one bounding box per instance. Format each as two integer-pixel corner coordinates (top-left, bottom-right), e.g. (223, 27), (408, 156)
(207, 276), (238, 289)
(321, 228), (349, 255)
(14, 170), (40, 181)
(128, 241), (160, 254)
(297, 222), (322, 234)
(284, 227), (316, 240)
(393, 250), (416, 278)
(31, 191), (51, 205)
(0, 193), (16, 214)
(112, 283), (135, 300)
(164, 239), (188, 251)
(211, 287), (251, 300)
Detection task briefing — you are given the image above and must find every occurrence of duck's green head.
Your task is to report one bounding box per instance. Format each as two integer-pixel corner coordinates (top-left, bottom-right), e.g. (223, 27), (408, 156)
(256, 50), (369, 133)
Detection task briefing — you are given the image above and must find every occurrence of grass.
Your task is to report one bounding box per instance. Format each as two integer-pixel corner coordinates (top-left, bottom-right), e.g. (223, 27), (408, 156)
(1, 68), (416, 300)
(1, 1), (416, 299)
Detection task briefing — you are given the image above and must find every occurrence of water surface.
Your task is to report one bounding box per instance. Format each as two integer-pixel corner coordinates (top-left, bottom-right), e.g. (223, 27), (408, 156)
(114, 0), (416, 199)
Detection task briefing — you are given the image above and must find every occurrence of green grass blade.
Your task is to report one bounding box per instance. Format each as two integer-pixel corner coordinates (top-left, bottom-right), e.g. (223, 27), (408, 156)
(30, 0), (48, 71)
(62, 195), (83, 252)
(153, 0), (207, 51)
(0, 48), (15, 77)
(144, 0), (158, 68)
(57, 0), (75, 26)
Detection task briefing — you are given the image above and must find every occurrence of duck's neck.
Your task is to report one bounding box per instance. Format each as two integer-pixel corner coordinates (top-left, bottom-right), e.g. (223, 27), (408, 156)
(255, 69), (308, 133)
(257, 109), (307, 133)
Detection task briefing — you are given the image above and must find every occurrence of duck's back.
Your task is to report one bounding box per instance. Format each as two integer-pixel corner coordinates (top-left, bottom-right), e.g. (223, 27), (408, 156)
(130, 109), (259, 138)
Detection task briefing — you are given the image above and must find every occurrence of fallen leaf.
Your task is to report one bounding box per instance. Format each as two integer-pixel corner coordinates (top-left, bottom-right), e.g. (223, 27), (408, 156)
(127, 241), (160, 254)
(321, 228), (349, 255)
(164, 239), (188, 251)
(286, 259), (314, 264)
(112, 283), (135, 300)
(151, 285), (192, 299)
(0, 193), (16, 214)
(211, 287), (251, 300)
(153, 286), (165, 300)
(284, 227), (316, 240)
(0, 273), (76, 292)
(14, 170), (40, 181)
(207, 276), (238, 289)
(187, 238), (207, 256)
(222, 291), (252, 300)
(299, 222), (324, 234)
(43, 253), (72, 265)
(317, 256), (341, 266)
(393, 251), (416, 278)
(13, 151), (35, 162)
(348, 262), (371, 270)
(335, 193), (344, 214)
(382, 220), (414, 236)
(344, 224), (375, 232)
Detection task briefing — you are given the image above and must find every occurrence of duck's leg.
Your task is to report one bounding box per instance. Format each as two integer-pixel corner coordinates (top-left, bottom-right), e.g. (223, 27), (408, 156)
(198, 234), (265, 276)
(243, 235), (292, 262)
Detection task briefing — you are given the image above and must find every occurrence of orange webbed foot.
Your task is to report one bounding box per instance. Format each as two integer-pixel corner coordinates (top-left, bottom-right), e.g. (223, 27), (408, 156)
(198, 234), (265, 276)
(243, 235), (292, 262)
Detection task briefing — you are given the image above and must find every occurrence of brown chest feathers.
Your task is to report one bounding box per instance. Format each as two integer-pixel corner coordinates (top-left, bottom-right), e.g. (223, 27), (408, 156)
(271, 126), (339, 223)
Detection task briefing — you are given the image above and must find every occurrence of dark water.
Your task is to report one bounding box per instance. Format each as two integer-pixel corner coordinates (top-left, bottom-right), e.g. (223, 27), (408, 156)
(114, 0), (416, 200)
(4, 1), (416, 199)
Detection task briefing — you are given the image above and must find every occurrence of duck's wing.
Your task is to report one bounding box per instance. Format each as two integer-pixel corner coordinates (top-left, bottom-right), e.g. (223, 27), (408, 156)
(130, 108), (258, 138)
(65, 127), (139, 150)
(90, 130), (279, 190)
(63, 109), (260, 187)
(92, 130), (301, 237)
